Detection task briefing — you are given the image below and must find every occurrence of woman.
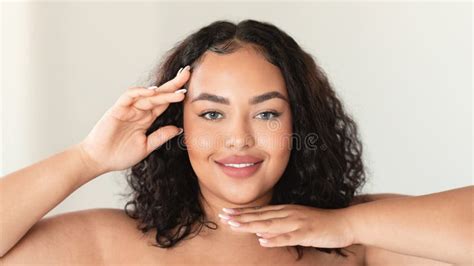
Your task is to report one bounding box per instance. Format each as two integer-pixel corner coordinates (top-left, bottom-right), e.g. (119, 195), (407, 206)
(0, 20), (471, 265)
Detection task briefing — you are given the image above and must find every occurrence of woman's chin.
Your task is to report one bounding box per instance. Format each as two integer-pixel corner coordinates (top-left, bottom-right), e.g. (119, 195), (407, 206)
(219, 187), (273, 206)
(220, 193), (261, 205)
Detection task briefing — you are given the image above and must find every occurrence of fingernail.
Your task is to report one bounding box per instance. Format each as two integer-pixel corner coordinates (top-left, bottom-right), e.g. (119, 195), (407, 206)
(176, 67), (183, 77)
(228, 220), (240, 227)
(256, 233), (263, 237)
(147, 85), (158, 90)
(222, 208), (236, 214)
(183, 65), (191, 72)
(218, 213), (231, 220)
(176, 128), (184, 135)
(258, 238), (268, 244)
(174, 89), (187, 94)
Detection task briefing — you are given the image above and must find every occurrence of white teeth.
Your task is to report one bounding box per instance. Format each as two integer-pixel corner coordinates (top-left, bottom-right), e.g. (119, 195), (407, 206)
(223, 163), (256, 168)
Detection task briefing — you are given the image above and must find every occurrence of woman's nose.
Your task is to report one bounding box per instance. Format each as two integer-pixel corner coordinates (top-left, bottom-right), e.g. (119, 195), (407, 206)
(224, 118), (255, 149)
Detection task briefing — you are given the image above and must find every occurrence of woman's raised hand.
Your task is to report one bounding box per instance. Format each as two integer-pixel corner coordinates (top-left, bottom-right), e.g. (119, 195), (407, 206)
(78, 66), (191, 175)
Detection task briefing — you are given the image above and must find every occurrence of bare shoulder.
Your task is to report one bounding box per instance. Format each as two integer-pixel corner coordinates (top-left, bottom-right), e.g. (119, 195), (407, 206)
(76, 208), (139, 230)
(86, 208), (151, 244)
(84, 208), (160, 263)
(364, 245), (454, 266)
(342, 243), (453, 266)
(0, 208), (144, 264)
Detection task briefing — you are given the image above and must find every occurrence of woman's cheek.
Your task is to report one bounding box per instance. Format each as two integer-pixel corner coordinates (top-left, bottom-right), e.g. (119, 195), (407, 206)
(184, 130), (216, 153)
(256, 121), (292, 152)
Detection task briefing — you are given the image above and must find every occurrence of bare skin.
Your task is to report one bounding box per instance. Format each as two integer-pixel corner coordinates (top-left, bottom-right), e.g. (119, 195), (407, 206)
(2, 209), (364, 264)
(0, 45), (364, 265)
(6, 204), (448, 265)
(0, 44), (461, 265)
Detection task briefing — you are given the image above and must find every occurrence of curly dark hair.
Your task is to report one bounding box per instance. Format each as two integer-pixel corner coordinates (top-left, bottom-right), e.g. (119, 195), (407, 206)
(122, 19), (367, 261)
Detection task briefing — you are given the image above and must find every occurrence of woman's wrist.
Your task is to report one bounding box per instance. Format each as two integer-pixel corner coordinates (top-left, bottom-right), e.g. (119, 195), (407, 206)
(73, 143), (109, 184)
(341, 204), (366, 246)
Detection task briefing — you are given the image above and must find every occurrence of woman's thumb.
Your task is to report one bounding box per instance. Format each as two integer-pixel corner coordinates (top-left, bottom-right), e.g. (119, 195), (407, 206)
(146, 125), (183, 153)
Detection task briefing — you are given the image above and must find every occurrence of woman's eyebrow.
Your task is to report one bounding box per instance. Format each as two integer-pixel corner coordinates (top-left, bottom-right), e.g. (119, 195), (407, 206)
(190, 91), (288, 105)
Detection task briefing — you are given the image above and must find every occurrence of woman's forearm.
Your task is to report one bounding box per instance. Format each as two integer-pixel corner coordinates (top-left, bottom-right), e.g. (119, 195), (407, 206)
(346, 185), (473, 265)
(0, 143), (106, 257)
(350, 193), (411, 205)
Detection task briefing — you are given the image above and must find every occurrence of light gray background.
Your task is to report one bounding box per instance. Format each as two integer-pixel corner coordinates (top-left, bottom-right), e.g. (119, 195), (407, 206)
(1, 1), (472, 218)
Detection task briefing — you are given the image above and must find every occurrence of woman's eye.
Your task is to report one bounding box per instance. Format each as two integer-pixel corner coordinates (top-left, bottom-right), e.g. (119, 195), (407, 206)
(256, 111), (281, 120)
(199, 111), (223, 120)
(198, 111), (281, 121)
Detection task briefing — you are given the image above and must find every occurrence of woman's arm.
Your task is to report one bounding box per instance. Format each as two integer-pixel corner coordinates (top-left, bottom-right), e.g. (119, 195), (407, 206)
(346, 185), (473, 265)
(0, 81), (189, 259)
(350, 193), (411, 205)
(0, 143), (105, 257)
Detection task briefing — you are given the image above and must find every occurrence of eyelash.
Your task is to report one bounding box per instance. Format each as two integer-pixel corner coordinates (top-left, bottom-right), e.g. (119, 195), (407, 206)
(198, 110), (282, 121)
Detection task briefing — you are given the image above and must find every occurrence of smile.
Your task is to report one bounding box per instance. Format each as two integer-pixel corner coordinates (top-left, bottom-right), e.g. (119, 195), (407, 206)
(222, 163), (257, 168)
(215, 161), (263, 178)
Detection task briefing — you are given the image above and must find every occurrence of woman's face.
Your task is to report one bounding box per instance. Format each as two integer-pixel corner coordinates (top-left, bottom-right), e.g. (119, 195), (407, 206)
(182, 45), (292, 208)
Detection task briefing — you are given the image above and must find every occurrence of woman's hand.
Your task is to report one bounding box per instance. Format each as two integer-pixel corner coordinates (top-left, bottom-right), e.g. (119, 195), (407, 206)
(78, 66), (191, 174)
(218, 204), (355, 248)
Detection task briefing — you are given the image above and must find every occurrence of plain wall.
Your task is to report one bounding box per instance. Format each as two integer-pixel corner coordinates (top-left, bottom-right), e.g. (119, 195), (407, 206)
(1, 1), (472, 218)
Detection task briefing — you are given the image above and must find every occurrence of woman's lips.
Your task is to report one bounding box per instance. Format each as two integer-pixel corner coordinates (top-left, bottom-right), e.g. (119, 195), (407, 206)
(215, 161), (263, 179)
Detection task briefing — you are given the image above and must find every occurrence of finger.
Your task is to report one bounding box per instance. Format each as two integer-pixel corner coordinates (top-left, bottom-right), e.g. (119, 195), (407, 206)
(151, 102), (170, 117)
(222, 204), (287, 215)
(133, 91), (186, 111)
(256, 232), (280, 238)
(146, 125), (183, 153)
(116, 87), (157, 107)
(115, 65), (191, 108)
(228, 209), (289, 224)
(258, 230), (304, 247)
(226, 216), (297, 234)
(153, 65), (192, 93)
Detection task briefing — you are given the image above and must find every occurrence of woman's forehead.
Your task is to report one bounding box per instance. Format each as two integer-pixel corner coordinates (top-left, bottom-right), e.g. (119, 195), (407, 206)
(184, 49), (288, 103)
